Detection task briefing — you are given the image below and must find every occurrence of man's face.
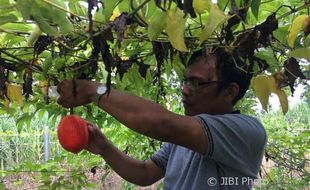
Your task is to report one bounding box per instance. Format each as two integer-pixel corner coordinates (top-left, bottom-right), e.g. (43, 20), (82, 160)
(181, 55), (228, 116)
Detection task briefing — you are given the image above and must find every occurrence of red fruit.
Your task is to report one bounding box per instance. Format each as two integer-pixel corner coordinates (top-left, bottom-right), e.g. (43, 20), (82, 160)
(57, 115), (89, 154)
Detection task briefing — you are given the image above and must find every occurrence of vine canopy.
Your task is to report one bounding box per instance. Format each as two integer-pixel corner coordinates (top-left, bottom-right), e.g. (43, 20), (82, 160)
(0, 0), (309, 121)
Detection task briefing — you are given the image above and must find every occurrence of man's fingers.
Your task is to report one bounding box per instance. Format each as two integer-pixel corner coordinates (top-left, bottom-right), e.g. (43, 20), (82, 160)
(56, 82), (62, 94)
(57, 96), (74, 108)
(87, 124), (95, 134)
(57, 79), (74, 107)
(57, 96), (63, 105)
(57, 80), (66, 94)
(57, 79), (71, 94)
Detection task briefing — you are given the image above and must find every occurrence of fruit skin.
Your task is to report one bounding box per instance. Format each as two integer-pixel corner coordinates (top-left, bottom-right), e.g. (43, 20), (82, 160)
(57, 115), (89, 154)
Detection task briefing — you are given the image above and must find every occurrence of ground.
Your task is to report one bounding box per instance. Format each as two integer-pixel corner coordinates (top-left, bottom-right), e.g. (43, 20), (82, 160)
(2, 168), (161, 190)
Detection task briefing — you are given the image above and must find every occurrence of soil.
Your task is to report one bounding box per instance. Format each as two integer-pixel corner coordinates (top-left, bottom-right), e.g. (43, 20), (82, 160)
(2, 169), (161, 190)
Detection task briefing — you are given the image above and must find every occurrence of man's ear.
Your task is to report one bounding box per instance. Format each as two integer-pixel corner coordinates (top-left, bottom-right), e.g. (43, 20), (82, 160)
(224, 83), (239, 103)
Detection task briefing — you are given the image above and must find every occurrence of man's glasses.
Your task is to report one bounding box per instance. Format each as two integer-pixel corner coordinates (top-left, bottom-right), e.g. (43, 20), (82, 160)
(182, 79), (223, 91)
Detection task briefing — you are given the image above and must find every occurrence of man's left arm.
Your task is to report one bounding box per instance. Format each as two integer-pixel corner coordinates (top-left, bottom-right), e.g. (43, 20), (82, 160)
(57, 79), (208, 154)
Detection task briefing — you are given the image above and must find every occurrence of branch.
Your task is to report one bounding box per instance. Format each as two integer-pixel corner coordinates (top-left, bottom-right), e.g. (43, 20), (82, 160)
(131, 0), (151, 16)
(0, 27), (30, 36)
(0, 47), (34, 50)
(0, 58), (17, 71)
(0, 50), (43, 74)
(40, 0), (104, 24)
(277, 3), (310, 20)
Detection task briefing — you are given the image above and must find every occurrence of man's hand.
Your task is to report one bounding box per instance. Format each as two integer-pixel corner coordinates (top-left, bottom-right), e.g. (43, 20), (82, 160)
(84, 123), (164, 186)
(85, 123), (110, 155)
(57, 79), (100, 108)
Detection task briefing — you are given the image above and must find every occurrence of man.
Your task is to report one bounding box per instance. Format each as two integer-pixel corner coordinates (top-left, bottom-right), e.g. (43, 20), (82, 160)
(57, 48), (267, 189)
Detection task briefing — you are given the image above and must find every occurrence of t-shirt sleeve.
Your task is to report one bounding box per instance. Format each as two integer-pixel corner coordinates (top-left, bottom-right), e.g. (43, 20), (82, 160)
(150, 143), (172, 173)
(195, 114), (267, 172)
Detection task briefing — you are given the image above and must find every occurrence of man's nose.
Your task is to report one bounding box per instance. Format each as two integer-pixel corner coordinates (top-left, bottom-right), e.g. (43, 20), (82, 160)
(181, 84), (190, 96)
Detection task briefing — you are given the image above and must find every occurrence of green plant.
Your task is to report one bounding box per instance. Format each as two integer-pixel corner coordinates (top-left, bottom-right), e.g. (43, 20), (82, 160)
(255, 102), (310, 190)
(0, 0), (309, 189)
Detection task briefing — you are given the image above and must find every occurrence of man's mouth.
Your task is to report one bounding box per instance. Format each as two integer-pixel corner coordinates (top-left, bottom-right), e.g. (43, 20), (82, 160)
(182, 99), (191, 106)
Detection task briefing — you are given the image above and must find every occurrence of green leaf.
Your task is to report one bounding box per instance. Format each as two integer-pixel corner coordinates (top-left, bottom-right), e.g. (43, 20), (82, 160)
(43, 55), (54, 76)
(288, 48), (310, 62)
(94, 6), (106, 22)
(199, 4), (229, 43)
(251, 0), (261, 18)
(27, 25), (42, 46)
(147, 9), (166, 41)
(15, 0), (33, 20)
(0, 14), (18, 26)
(273, 25), (290, 45)
(68, 2), (87, 17)
(287, 15), (308, 48)
(37, 109), (47, 120)
(172, 55), (185, 80)
(166, 9), (188, 52)
(52, 13), (73, 34)
(34, 16), (59, 36)
(254, 48), (278, 71)
(0, 23), (32, 32)
(304, 35), (310, 47)
(0, 0), (10, 6)
(49, 0), (73, 34)
(145, 0), (157, 19)
(217, 0), (227, 10)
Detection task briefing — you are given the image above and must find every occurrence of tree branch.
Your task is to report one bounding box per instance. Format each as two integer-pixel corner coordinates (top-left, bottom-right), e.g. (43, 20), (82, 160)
(277, 3), (310, 20)
(41, 0), (104, 24)
(131, 0), (151, 16)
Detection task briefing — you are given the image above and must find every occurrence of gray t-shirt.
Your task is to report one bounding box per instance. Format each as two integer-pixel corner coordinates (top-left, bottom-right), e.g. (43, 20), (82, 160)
(151, 113), (267, 190)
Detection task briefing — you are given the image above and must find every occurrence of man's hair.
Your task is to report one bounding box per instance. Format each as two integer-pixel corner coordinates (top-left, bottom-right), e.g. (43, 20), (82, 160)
(187, 48), (253, 105)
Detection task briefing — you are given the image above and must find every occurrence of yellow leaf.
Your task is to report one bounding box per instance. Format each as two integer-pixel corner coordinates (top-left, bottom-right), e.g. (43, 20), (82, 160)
(199, 4), (229, 43)
(148, 9), (166, 41)
(39, 81), (48, 95)
(275, 89), (288, 114)
(109, 11), (120, 21)
(270, 74), (289, 114)
(166, 9), (188, 52)
(6, 83), (24, 106)
(267, 75), (279, 93)
(271, 71), (288, 89)
(251, 75), (272, 111)
(4, 97), (10, 108)
(287, 15), (308, 48)
(193, 0), (211, 13)
(251, 74), (289, 113)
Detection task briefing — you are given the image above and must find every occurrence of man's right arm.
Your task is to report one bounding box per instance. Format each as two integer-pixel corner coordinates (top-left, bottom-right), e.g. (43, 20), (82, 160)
(86, 124), (164, 186)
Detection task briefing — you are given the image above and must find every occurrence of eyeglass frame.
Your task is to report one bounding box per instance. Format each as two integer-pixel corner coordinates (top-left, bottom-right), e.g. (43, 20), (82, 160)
(182, 78), (225, 91)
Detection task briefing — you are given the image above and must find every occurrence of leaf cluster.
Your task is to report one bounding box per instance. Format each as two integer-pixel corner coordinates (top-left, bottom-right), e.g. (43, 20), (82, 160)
(0, 0), (309, 117)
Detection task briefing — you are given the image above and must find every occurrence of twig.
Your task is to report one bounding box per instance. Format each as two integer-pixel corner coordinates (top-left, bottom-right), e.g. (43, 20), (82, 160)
(44, 49), (89, 61)
(0, 27), (30, 36)
(277, 3), (310, 20)
(131, 0), (151, 16)
(40, 0), (104, 24)
(0, 47), (34, 50)
(0, 50), (46, 76)
(261, 0), (275, 4)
